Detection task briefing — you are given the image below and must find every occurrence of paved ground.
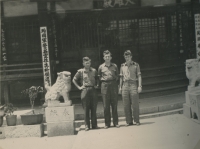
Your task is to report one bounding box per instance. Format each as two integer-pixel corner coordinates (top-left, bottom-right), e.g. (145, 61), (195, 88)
(72, 114), (200, 149)
(1, 114), (200, 149)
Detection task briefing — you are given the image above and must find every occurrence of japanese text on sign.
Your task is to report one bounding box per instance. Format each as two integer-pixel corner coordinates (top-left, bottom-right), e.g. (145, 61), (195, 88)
(195, 14), (200, 58)
(40, 27), (52, 86)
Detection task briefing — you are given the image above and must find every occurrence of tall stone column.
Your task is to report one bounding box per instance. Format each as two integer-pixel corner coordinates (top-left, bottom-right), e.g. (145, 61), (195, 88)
(184, 59), (200, 123)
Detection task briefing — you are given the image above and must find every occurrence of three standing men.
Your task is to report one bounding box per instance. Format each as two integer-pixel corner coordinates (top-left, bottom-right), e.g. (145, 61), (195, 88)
(73, 50), (142, 130)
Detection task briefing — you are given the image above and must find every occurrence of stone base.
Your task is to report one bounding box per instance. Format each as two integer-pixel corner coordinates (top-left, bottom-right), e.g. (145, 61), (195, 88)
(47, 100), (72, 107)
(0, 127), (5, 139)
(189, 91), (200, 122)
(187, 86), (200, 92)
(183, 103), (191, 119)
(4, 124), (43, 138)
(45, 106), (74, 123)
(47, 121), (74, 137)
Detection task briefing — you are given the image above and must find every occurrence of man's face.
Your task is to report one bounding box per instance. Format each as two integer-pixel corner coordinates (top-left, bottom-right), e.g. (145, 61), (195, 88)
(83, 61), (91, 68)
(124, 55), (132, 62)
(103, 54), (112, 62)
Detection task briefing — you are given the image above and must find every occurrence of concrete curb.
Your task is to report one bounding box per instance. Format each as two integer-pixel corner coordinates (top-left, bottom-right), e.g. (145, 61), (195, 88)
(74, 102), (184, 120)
(75, 108), (183, 131)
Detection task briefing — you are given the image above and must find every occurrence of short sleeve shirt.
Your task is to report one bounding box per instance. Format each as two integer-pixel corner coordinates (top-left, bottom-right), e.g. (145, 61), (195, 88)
(98, 63), (119, 81)
(73, 67), (97, 86)
(120, 61), (141, 81)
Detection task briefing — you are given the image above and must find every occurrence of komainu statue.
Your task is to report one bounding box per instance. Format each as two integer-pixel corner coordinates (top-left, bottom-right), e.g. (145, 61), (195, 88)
(45, 71), (72, 106)
(186, 59), (200, 87)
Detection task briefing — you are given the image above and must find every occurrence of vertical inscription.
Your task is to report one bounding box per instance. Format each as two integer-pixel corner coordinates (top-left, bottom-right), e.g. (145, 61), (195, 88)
(194, 14), (200, 58)
(40, 27), (52, 86)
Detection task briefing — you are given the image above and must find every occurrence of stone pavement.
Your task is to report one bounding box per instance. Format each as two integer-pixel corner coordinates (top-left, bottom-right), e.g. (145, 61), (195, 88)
(72, 114), (200, 149)
(0, 135), (76, 149)
(74, 92), (185, 119)
(1, 114), (200, 149)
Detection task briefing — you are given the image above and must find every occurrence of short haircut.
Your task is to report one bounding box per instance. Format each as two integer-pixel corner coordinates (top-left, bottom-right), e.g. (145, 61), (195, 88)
(103, 50), (112, 56)
(82, 57), (91, 62)
(124, 50), (132, 56)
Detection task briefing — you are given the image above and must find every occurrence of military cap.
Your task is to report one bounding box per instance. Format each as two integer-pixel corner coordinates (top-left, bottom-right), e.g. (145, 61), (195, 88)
(103, 50), (112, 56)
(82, 57), (91, 62)
(124, 50), (132, 56)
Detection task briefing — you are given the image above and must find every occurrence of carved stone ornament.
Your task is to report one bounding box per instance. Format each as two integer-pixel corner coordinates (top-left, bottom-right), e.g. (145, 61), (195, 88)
(45, 71), (72, 106)
(185, 59), (200, 88)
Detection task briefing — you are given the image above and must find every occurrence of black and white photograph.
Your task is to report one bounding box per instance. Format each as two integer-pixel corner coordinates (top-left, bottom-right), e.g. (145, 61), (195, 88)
(0, 0), (200, 149)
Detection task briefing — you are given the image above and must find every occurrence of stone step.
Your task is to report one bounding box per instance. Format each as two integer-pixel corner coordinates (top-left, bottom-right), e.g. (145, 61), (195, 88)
(140, 85), (187, 99)
(75, 108), (183, 131)
(42, 109), (183, 135)
(141, 64), (184, 76)
(142, 78), (188, 90)
(74, 101), (184, 121)
(142, 71), (186, 84)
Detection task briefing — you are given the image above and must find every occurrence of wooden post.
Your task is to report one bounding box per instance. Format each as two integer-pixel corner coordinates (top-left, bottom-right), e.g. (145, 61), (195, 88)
(1, 2), (9, 104)
(38, 1), (54, 87)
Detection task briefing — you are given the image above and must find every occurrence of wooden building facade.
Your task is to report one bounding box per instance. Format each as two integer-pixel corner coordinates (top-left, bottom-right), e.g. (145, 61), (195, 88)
(1, 0), (200, 106)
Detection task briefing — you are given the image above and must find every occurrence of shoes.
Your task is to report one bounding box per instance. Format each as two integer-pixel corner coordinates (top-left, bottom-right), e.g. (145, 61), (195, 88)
(114, 124), (120, 128)
(92, 126), (100, 129)
(85, 126), (90, 131)
(125, 122), (133, 127)
(136, 122), (140, 126)
(104, 126), (110, 129)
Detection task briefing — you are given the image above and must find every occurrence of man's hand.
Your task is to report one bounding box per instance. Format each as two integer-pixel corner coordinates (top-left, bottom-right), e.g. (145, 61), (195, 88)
(94, 85), (99, 89)
(78, 86), (85, 90)
(118, 87), (122, 94)
(138, 87), (142, 93)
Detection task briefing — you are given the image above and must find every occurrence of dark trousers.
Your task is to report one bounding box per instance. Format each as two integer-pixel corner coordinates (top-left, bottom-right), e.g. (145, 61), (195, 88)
(101, 81), (118, 126)
(81, 87), (98, 128)
(122, 81), (139, 123)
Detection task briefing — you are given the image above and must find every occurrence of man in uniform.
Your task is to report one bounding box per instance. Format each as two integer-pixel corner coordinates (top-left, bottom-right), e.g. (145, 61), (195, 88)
(98, 50), (120, 129)
(119, 50), (142, 126)
(73, 57), (99, 131)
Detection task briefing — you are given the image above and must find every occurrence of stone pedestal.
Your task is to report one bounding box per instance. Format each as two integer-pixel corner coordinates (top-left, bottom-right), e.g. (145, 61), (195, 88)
(189, 91), (200, 122)
(4, 124), (43, 138)
(0, 127), (5, 139)
(183, 103), (191, 119)
(45, 105), (75, 137)
(47, 121), (74, 136)
(184, 87), (200, 120)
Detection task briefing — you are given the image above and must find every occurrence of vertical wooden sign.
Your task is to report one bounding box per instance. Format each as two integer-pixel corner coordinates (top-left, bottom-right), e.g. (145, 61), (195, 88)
(194, 14), (200, 59)
(1, 24), (7, 64)
(40, 27), (52, 86)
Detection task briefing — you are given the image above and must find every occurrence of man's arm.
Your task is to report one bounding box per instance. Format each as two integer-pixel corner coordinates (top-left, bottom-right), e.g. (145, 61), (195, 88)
(97, 65), (102, 82)
(137, 64), (142, 93)
(72, 71), (85, 90)
(115, 64), (119, 81)
(119, 66), (123, 94)
(94, 69), (99, 88)
(119, 66), (123, 88)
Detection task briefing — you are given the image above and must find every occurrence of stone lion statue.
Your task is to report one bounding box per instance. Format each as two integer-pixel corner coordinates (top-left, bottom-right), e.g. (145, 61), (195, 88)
(186, 59), (200, 87)
(45, 71), (72, 106)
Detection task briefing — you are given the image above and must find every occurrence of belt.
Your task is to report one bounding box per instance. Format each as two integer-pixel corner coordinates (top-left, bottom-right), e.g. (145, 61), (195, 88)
(123, 81), (137, 84)
(101, 80), (115, 82)
(84, 86), (94, 88)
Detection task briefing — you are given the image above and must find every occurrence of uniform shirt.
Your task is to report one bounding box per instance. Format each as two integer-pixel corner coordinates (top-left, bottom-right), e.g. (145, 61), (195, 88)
(98, 63), (119, 81)
(73, 67), (97, 86)
(120, 61), (141, 81)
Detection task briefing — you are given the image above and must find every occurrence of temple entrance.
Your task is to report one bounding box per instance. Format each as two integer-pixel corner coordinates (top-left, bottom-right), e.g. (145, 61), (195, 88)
(59, 6), (195, 72)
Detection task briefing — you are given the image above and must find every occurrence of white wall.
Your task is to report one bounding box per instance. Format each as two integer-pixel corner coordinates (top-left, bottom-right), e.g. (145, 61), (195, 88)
(141, 0), (190, 7)
(55, 0), (93, 13)
(4, 1), (38, 17)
